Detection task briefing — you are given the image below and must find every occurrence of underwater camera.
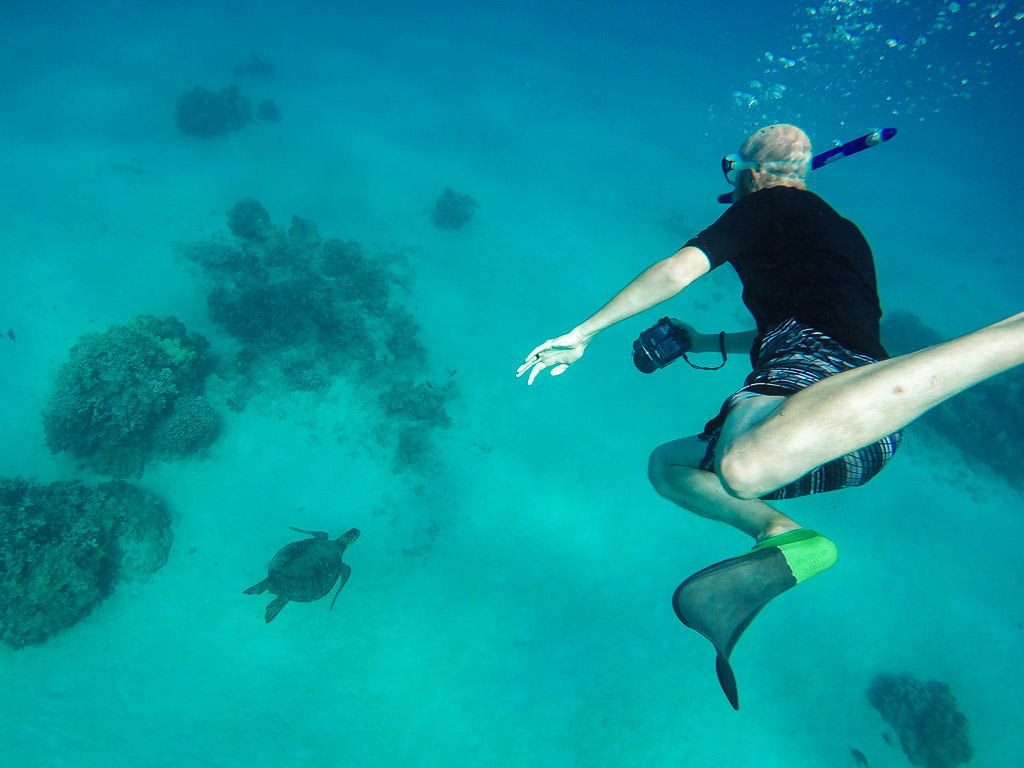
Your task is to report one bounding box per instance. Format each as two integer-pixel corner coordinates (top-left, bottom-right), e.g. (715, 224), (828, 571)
(632, 317), (691, 373)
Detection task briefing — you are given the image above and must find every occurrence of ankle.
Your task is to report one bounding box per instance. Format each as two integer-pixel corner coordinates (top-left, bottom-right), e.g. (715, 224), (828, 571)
(756, 521), (802, 543)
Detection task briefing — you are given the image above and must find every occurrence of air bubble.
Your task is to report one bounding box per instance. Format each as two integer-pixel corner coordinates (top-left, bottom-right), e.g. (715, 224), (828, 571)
(732, 91), (759, 109)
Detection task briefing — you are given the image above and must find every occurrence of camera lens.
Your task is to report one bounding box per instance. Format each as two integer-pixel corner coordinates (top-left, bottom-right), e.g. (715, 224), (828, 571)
(632, 339), (658, 373)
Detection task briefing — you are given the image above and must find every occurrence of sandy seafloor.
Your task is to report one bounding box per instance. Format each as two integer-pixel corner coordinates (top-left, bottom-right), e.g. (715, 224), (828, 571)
(1, 1), (1022, 766)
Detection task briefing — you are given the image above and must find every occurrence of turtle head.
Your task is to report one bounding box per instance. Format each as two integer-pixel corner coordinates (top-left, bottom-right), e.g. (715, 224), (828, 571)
(338, 528), (361, 547)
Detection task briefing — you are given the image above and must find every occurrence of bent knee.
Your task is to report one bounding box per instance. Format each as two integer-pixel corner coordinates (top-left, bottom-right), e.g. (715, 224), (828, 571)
(715, 445), (773, 500)
(647, 446), (671, 495)
(647, 443), (706, 499)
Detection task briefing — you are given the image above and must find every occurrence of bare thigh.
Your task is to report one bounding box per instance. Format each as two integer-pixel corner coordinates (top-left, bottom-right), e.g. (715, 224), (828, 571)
(712, 393), (787, 469)
(649, 434), (712, 470)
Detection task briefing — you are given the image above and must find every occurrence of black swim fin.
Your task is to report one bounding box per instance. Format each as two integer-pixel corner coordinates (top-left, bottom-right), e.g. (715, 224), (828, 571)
(672, 529), (837, 709)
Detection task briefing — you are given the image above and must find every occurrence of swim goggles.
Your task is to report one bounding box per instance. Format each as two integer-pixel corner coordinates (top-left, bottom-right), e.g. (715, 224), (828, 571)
(721, 154), (761, 185)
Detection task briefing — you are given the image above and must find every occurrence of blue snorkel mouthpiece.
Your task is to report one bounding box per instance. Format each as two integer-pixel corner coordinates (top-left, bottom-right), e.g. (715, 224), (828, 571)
(717, 127), (897, 203)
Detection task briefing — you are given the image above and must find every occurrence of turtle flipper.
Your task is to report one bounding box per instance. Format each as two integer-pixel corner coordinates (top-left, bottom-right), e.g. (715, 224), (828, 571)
(330, 564), (352, 610)
(265, 596), (289, 623)
(244, 578), (271, 595)
(289, 527), (328, 539)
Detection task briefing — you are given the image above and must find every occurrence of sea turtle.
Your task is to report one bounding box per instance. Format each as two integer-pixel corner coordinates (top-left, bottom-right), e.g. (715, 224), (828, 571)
(244, 527), (360, 623)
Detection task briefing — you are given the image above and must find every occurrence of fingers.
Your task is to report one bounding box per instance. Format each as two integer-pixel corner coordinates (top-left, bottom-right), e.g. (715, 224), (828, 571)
(517, 341), (552, 380)
(525, 341), (550, 360)
(518, 359), (565, 385)
(527, 361), (547, 385)
(517, 333), (581, 385)
(516, 352), (543, 379)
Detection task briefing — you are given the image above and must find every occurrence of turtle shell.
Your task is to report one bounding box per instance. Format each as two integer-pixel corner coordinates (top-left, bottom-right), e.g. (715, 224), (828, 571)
(267, 538), (343, 602)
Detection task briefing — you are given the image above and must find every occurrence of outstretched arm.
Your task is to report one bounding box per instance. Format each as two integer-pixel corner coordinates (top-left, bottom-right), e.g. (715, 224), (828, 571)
(516, 246), (712, 385)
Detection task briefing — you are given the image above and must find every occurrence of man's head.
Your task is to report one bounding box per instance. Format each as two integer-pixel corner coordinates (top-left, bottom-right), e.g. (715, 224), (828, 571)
(727, 124), (812, 200)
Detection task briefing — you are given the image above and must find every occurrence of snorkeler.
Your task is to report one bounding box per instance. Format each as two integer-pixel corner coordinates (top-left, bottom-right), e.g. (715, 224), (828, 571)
(516, 123), (1024, 708)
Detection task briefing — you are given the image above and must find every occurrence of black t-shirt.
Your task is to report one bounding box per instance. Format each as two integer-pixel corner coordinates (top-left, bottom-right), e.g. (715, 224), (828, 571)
(685, 186), (886, 360)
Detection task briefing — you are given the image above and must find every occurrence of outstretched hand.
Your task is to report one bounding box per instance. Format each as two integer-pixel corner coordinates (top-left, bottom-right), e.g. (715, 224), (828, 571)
(516, 330), (589, 385)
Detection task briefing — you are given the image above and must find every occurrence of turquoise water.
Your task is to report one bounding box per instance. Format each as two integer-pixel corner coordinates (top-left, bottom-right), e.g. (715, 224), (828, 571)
(1, 1), (1021, 765)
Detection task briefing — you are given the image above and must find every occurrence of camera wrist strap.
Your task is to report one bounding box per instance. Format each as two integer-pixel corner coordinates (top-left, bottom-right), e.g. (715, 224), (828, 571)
(682, 331), (727, 370)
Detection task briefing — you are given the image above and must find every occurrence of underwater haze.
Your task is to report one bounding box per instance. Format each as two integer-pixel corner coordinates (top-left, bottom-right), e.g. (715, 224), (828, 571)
(1, 0), (1022, 766)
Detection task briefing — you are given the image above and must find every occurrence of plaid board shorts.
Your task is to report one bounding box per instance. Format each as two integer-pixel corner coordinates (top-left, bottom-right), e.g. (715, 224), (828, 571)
(698, 318), (902, 500)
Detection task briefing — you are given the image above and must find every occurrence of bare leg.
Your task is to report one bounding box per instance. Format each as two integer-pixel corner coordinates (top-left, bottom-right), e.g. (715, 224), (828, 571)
(717, 311), (1024, 499)
(648, 436), (799, 541)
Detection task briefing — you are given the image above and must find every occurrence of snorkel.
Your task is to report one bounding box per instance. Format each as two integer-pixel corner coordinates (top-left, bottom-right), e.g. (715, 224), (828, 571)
(717, 127), (897, 203)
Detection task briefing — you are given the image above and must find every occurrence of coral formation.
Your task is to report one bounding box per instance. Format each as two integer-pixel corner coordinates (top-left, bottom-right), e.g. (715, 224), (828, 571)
(227, 198), (273, 241)
(0, 478), (172, 648)
(179, 200), (457, 469)
(319, 238), (363, 277)
(866, 673), (972, 768)
(186, 200), (415, 384)
(151, 395), (220, 456)
(176, 237), (263, 281)
(882, 310), (1024, 490)
(432, 188), (478, 229)
(288, 216), (321, 251)
(256, 100), (282, 122)
(175, 85), (252, 137)
(380, 379), (455, 426)
(394, 424), (434, 471)
(379, 376), (458, 472)
(42, 315), (216, 477)
(384, 308), (427, 367)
